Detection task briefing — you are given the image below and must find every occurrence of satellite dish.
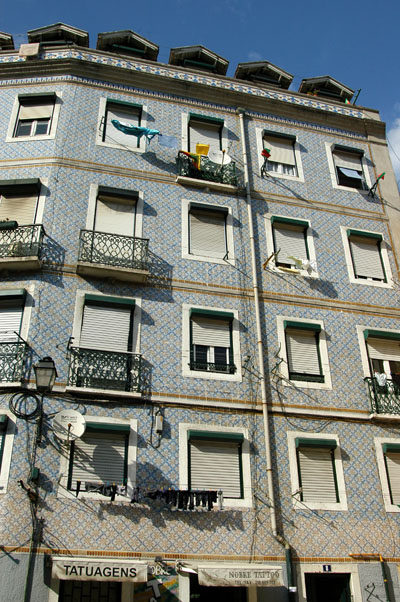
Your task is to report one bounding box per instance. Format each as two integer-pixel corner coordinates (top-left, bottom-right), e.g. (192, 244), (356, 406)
(208, 150), (232, 166)
(52, 409), (86, 441)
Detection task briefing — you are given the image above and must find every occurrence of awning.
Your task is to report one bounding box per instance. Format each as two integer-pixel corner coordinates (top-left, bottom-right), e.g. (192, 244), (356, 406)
(197, 564), (283, 587)
(52, 557), (148, 582)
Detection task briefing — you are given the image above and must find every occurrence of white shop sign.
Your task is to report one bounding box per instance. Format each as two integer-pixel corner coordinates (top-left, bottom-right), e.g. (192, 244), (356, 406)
(197, 564), (283, 587)
(52, 557), (148, 582)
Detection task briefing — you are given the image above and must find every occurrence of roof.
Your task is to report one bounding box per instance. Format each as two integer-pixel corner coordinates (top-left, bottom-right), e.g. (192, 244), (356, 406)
(169, 45), (229, 76)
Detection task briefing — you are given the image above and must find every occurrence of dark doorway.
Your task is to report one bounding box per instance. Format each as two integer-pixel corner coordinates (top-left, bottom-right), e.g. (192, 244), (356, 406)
(189, 573), (247, 602)
(59, 579), (122, 602)
(305, 573), (351, 602)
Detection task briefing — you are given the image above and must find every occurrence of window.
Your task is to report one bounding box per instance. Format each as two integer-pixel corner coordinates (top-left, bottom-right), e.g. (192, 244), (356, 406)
(6, 93), (61, 141)
(182, 304), (242, 381)
(179, 424), (252, 508)
(58, 417), (137, 501)
(374, 438), (400, 512)
(68, 292), (141, 395)
(0, 289), (29, 384)
(265, 215), (317, 276)
(363, 330), (400, 382)
(287, 432), (347, 511)
(325, 143), (372, 191)
(96, 98), (147, 152)
(263, 132), (297, 176)
(0, 178), (44, 225)
(188, 114), (223, 153)
(341, 227), (392, 287)
(0, 413), (16, 494)
(276, 317), (332, 389)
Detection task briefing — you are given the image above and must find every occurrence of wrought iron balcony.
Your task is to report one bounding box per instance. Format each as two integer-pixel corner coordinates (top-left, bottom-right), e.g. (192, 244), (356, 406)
(78, 229), (149, 272)
(0, 341), (26, 383)
(0, 224), (44, 259)
(365, 377), (400, 414)
(176, 151), (238, 187)
(189, 360), (236, 374)
(68, 347), (142, 393)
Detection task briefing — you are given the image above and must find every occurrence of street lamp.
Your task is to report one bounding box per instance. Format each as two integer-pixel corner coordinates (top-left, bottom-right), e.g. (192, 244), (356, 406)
(34, 357), (57, 393)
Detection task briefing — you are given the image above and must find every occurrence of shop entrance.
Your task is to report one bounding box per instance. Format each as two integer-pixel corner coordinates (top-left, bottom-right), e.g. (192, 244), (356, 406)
(189, 573), (247, 602)
(59, 579), (122, 602)
(305, 573), (351, 602)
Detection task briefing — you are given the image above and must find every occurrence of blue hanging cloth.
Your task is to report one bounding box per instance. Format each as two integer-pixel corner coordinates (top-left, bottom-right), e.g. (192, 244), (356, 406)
(111, 120), (160, 143)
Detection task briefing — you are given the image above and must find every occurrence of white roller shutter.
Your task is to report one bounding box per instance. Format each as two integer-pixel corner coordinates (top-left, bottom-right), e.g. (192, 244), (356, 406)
(0, 304), (23, 342)
(286, 328), (320, 376)
(0, 194), (38, 225)
(19, 100), (54, 120)
(350, 236), (385, 280)
(298, 447), (338, 503)
(274, 224), (307, 266)
(104, 104), (140, 147)
(189, 120), (221, 153)
(385, 452), (400, 505)
(190, 440), (241, 498)
(367, 338), (400, 362)
(70, 432), (127, 490)
(95, 196), (136, 236)
(333, 150), (362, 171)
(80, 304), (131, 352)
(189, 209), (226, 257)
(192, 316), (230, 347)
(264, 136), (296, 166)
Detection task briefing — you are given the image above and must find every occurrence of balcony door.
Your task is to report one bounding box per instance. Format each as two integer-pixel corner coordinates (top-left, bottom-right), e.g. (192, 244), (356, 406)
(94, 194), (136, 237)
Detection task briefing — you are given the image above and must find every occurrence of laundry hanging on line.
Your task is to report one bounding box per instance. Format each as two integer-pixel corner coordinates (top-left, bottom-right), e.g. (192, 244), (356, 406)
(111, 119), (160, 142)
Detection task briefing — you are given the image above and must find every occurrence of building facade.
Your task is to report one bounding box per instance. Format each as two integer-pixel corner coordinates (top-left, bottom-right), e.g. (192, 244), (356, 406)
(0, 22), (399, 602)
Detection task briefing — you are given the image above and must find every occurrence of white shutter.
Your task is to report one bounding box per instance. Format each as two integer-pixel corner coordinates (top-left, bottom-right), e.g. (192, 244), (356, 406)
(385, 452), (400, 505)
(70, 432), (126, 490)
(286, 328), (320, 376)
(0, 304), (23, 342)
(192, 316), (230, 347)
(350, 237), (385, 280)
(264, 136), (296, 165)
(80, 304), (131, 352)
(95, 197), (136, 236)
(0, 194), (38, 225)
(189, 120), (221, 153)
(104, 104), (140, 147)
(189, 209), (226, 257)
(298, 447), (338, 503)
(274, 224), (307, 265)
(333, 150), (362, 171)
(367, 338), (400, 362)
(19, 100), (54, 120)
(190, 440), (241, 498)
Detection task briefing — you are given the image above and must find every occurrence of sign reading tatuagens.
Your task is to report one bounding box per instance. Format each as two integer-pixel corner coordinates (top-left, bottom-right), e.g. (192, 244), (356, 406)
(52, 558), (148, 582)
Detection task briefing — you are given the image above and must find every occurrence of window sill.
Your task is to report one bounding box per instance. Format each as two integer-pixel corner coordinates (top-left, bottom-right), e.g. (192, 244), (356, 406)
(176, 175), (238, 194)
(95, 140), (146, 153)
(292, 499), (348, 511)
(280, 376), (332, 390)
(268, 265), (318, 278)
(65, 386), (142, 400)
(76, 261), (149, 283)
(0, 256), (42, 271)
(349, 277), (392, 288)
(370, 413), (400, 424)
(182, 369), (242, 382)
(261, 171), (304, 183)
(5, 134), (56, 143)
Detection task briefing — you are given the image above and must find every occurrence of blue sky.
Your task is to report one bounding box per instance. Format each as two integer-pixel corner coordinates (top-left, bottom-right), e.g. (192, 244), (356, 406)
(2, 0), (400, 183)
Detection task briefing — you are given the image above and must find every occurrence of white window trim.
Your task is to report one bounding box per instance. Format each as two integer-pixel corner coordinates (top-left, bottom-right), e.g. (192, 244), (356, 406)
(181, 199), (235, 265)
(340, 226), (392, 288)
(296, 563), (362, 602)
(181, 113), (228, 152)
(182, 303), (242, 382)
(357, 324), (400, 379)
(85, 184), (144, 238)
(276, 315), (332, 390)
(375, 437), (400, 512)
(95, 97), (148, 153)
(325, 142), (372, 192)
(70, 290), (141, 353)
(264, 213), (318, 278)
(287, 431), (348, 511)
(57, 416), (137, 502)
(6, 92), (62, 142)
(179, 423), (252, 508)
(0, 412), (16, 494)
(256, 127), (304, 182)
(0, 179), (47, 224)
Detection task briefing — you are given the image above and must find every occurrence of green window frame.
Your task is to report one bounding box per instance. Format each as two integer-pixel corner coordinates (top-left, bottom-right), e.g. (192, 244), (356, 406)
(284, 321), (324, 383)
(295, 438), (339, 503)
(271, 216), (310, 268)
(189, 309), (235, 374)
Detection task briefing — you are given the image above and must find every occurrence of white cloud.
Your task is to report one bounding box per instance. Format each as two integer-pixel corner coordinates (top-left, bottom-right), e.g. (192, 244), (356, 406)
(387, 117), (400, 185)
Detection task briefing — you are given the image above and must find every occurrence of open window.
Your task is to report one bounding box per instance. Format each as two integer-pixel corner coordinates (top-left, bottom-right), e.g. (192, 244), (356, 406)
(364, 330), (400, 383)
(256, 128), (304, 181)
(341, 227), (391, 287)
(96, 98), (147, 152)
(7, 93), (61, 141)
(265, 215), (317, 276)
(0, 413), (16, 494)
(326, 143), (371, 191)
(0, 289), (29, 385)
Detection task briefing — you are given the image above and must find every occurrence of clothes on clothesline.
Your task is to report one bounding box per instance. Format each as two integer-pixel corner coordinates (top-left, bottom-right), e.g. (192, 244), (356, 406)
(144, 489), (218, 511)
(111, 120), (160, 142)
(75, 480), (126, 501)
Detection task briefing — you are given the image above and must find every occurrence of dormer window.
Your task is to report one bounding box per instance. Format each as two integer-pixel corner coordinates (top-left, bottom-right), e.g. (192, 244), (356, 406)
(169, 46), (229, 76)
(96, 30), (159, 61)
(27, 23), (89, 48)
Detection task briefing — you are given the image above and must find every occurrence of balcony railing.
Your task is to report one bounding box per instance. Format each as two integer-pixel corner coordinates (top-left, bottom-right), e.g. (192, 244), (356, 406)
(190, 361), (236, 374)
(365, 377), (400, 414)
(68, 347), (142, 393)
(176, 151), (238, 187)
(78, 229), (149, 272)
(0, 224), (44, 259)
(0, 341), (26, 383)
